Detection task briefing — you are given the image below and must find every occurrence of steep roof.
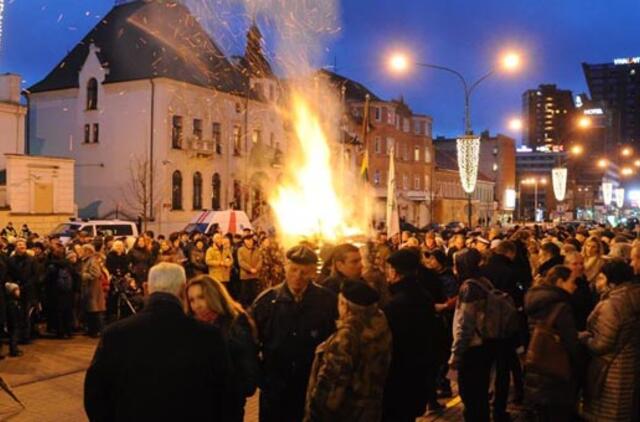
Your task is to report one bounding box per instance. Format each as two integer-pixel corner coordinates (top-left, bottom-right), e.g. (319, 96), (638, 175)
(318, 69), (382, 102)
(29, 0), (248, 94)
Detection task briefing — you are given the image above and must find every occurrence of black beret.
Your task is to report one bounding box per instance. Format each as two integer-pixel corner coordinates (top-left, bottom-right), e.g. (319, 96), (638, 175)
(428, 249), (448, 267)
(286, 245), (318, 265)
(386, 248), (420, 273)
(341, 280), (379, 306)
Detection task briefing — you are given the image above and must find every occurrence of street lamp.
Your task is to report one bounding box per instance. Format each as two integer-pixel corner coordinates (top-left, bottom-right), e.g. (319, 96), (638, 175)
(508, 117), (523, 131)
(388, 50), (522, 227)
(521, 177), (547, 221)
(578, 116), (592, 129)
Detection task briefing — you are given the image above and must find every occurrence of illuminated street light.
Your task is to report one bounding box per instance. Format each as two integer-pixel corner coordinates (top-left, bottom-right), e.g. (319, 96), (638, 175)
(389, 53), (410, 73)
(501, 52), (521, 71)
(622, 167), (634, 176)
(578, 116), (592, 129)
(597, 158), (608, 168)
(634, 159), (640, 168)
(570, 145), (584, 156)
(508, 118), (523, 131)
(621, 147), (633, 157)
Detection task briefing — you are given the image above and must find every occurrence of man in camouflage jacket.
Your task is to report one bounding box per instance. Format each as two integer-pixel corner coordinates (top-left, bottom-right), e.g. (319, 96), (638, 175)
(305, 280), (392, 422)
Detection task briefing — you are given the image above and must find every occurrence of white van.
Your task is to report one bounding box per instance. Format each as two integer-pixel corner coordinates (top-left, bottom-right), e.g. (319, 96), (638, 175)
(184, 210), (253, 235)
(50, 219), (139, 244)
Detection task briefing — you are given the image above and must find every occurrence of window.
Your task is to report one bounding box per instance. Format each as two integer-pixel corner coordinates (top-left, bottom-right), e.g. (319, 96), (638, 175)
(252, 129), (261, 145)
(233, 180), (242, 209)
(402, 143), (408, 161)
(92, 124), (100, 143)
(424, 147), (431, 163)
(425, 122), (432, 137)
(374, 136), (382, 154)
(373, 170), (381, 186)
(387, 109), (394, 124)
(172, 116), (183, 149)
(212, 123), (222, 154)
(171, 171), (183, 210)
(84, 124), (91, 143)
(386, 138), (394, 155)
(414, 175), (420, 190)
(414, 145), (420, 162)
(269, 133), (275, 148)
(414, 121), (422, 135)
(233, 125), (242, 155)
(403, 118), (410, 132)
(192, 172), (203, 210)
(374, 107), (381, 122)
(86, 78), (98, 110)
(212, 173), (221, 210)
(402, 174), (408, 190)
(96, 224), (134, 236)
(193, 119), (203, 140)
(493, 163), (498, 171)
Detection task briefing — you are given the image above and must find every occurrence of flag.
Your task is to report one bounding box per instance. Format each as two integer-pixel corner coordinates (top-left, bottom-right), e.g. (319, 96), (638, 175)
(386, 145), (400, 238)
(360, 94), (370, 182)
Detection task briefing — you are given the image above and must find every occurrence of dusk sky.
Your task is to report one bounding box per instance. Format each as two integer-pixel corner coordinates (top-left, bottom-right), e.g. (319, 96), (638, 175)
(2, 0), (640, 141)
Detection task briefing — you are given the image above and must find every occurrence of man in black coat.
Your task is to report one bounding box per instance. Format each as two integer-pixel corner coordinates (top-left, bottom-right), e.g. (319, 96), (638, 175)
(481, 240), (524, 419)
(382, 248), (437, 421)
(251, 245), (337, 422)
(84, 262), (233, 422)
(7, 240), (37, 343)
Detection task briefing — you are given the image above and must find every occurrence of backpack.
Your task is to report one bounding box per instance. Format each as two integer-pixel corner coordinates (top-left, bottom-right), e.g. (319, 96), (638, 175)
(524, 303), (571, 382)
(57, 267), (73, 293)
(467, 277), (520, 340)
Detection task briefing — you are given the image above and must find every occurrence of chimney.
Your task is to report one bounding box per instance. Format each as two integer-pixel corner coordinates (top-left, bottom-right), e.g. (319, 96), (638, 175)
(0, 74), (21, 104)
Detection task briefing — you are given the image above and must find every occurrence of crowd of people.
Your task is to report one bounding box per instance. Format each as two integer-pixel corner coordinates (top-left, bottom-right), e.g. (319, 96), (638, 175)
(2, 219), (640, 421)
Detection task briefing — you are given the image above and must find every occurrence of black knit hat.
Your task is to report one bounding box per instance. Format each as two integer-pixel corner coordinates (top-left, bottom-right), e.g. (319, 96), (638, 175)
(386, 248), (420, 273)
(427, 249), (448, 267)
(341, 280), (379, 306)
(286, 245), (318, 265)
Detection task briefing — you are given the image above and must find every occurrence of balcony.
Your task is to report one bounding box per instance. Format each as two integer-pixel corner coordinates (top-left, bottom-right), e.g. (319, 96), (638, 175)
(187, 138), (215, 156)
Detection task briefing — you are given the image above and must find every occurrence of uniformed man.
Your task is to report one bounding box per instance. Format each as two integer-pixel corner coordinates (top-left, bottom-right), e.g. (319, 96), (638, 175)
(304, 280), (392, 422)
(251, 245), (337, 422)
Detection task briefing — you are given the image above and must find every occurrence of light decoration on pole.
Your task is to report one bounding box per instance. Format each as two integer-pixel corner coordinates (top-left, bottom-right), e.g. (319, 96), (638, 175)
(552, 167), (568, 201)
(602, 181), (613, 206)
(456, 135), (480, 194)
(0, 0), (4, 51)
(615, 188), (625, 208)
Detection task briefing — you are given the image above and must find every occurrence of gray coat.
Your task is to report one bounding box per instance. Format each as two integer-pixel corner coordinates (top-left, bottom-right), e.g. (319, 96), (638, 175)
(81, 254), (106, 313)
(583, 282), (640, 421)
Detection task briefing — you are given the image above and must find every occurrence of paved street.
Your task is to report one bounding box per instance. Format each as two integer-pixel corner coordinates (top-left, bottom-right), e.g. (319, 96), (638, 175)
(0, 336), (521, 421)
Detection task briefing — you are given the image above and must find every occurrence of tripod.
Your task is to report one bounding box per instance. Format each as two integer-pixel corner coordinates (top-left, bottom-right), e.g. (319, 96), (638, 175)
(109, 276), (138, 321)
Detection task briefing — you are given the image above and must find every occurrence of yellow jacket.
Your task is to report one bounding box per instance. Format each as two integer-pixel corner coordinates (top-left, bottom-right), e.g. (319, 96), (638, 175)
(205, 245), (233, 282)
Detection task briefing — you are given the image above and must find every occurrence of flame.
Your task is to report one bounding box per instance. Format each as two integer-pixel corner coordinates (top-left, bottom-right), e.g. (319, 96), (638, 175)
(269, 91), (366, 246)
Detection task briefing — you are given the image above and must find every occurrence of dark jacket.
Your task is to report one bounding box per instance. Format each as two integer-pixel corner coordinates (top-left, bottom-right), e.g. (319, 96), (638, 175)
(126, 247), (151, 284)
(0, 256), (7, 327)
(523, 284), (579, 407)
(45, 258), (76, 310)
(106, 251), (129, 278)
(7, 252), (37, 303)
(84, 292), (232, 422)
(570, 275), (594, 332)
(418, 266), (446, 304)
(383, 276), (436, 419)
(583, 282), (640, 421)
(537, 255), (564, 278)
(251, 282), (337, 422)
(320, 272), (349, 295)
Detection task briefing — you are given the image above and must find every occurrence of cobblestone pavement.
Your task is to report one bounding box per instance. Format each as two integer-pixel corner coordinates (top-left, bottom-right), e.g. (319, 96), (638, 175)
(0, 336), (523, 421)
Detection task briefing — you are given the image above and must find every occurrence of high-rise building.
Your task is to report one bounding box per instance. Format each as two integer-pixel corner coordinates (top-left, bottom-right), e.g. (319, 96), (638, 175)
(522, 84), (575, 148)
(582, 57), (640, 145)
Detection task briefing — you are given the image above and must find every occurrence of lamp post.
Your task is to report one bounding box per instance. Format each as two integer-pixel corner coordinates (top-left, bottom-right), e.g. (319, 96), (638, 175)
(521, 177), (547, 221)
(389, 51), (521, 228)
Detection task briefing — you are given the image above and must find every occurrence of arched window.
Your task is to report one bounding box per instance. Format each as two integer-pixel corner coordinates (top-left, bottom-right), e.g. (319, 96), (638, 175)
(87, 78), (98, 110)
(172, 171), (183, 210)
(212, 173), (221, 210)
(192, 172), (203, 210)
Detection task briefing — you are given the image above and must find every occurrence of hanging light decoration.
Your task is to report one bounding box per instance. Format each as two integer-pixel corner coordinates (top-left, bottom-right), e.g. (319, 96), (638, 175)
(456, 135), (480, 194)
(552, 167), (568, 201)
(615, 188), (625, 208)
(602, 181), (613, 206)
(0, 0), (4, 51)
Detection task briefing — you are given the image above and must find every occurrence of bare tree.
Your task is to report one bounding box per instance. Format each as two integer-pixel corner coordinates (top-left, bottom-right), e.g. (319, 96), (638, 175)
(121, 155), (162, 232)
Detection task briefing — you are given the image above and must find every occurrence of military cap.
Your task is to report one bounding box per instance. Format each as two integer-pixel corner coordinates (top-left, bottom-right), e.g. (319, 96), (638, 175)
(386, 248), (420, 273)
(341, 280), (379, 306)
(286, 245), (318, 265)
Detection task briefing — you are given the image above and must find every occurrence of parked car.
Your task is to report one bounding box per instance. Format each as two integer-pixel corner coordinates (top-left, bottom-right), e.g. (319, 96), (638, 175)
(183, 210), (253, 235)
(50, 219), (139, 244)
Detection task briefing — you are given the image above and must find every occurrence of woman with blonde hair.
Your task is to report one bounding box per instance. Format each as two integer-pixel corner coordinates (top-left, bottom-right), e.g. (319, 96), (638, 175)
(185, 275), (259, 422)
(582, 236), (606, 284)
